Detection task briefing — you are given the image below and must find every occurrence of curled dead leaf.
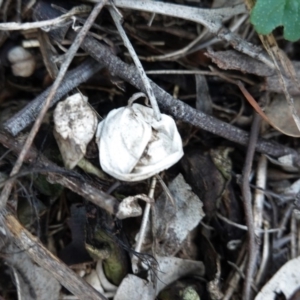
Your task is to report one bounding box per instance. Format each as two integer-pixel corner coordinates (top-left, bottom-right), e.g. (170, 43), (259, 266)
(264, 94), (300, 137)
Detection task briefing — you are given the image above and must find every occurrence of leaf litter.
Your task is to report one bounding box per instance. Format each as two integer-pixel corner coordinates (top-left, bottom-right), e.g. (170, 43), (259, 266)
(1, 1), (300, 300)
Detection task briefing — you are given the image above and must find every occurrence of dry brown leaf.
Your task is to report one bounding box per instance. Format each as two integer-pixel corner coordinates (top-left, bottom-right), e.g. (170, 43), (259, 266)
(264, 94), (300, 137)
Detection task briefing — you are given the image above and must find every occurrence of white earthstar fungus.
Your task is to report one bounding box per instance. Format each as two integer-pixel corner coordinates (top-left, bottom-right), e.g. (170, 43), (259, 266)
(53, 93), (97, 169)
(7, 46), (36, 77)
(96, 103), (183, 181)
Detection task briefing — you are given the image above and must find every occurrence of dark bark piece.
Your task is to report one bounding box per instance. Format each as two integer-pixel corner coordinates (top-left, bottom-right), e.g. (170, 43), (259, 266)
(195, 74), (212, 114)
(207, 49), (300, 95)
(180, 149), (225, 218)
(33, 0), (73, 43)
(206, 49), (274, 77)
(59, 204), (92, 265)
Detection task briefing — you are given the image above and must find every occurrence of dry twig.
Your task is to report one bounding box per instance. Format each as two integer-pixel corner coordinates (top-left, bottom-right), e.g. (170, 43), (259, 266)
(241, 113), (261, 300)
(109, 5), (161, 121)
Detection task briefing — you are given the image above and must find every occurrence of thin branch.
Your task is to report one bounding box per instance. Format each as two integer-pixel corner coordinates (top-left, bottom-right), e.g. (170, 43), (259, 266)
(109, 0), (245, 29)
(132, 176), (157, 273)
(242, 112), (261, 300)
(223, 256), (247, 300)
(0, 5), (91, 30)
(253, 155), (267, 236)
(216, 213), (280, 233)
(5, 27), (299, 162)
(291, 209), (298, 259)
(135, 176), (157, 252)
(0, 0), (107, 210)
(146, 70), (216, 75)
(76, 33), (298, 161)
(108, 6), (161, 121)
(255, 221), (270, 285)
(277, 203), (294, 239)
(146, 13), (248, 62)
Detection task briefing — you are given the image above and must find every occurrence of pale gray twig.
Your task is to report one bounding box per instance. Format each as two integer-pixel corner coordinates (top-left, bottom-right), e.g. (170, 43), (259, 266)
(223, 256), (247, 300)
(109, 5), (161, 121)
(11, 267), (22, 300)
(242, 113), (261, 300)
(0, 5), (91, 30)
(133, 176), (157, 273)
(146, 12), (248, 62)
(291, 210), (298, 259)
(253, 155), (267, 236)
(216, 213), (280, 233)
(146, 70), (216, 75)
(255, 221), (270, 285)
(106, 0), (245, 30)
(277, 204), (293, 239)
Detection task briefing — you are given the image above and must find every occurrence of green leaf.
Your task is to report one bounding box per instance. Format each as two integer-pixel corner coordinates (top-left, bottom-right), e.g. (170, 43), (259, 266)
(250, 0), (300, 42)
(283, 0), (300, 41)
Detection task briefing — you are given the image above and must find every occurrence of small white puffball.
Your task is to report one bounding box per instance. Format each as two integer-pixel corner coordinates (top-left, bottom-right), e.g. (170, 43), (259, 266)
(96, 103), (184, 181)
(7, 46), (36, 77)
(53, 93), (98, 169)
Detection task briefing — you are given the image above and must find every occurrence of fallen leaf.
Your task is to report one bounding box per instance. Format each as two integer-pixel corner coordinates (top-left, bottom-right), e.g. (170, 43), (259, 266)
(4, 243), (60, 300)
(266, 154), (298, 172)
(53, 93), (98, 169)
(154, 174), (205, 256)
(114, 256), (205, 300)
(264, 94), (300, 137)
(114, 274), (155, 300)
(255, 256), (300, 300)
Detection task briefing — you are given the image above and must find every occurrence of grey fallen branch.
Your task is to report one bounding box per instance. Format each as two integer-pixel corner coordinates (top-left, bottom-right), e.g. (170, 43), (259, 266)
(72, 32), (300, 163)
(4, 58), (103, 136)
(0, 131), (119, 215)
(4, 3), (300, 164)
(4, 34), (299, 165)
(207, 49), (300, 95)
(109, 6), (161, 121)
